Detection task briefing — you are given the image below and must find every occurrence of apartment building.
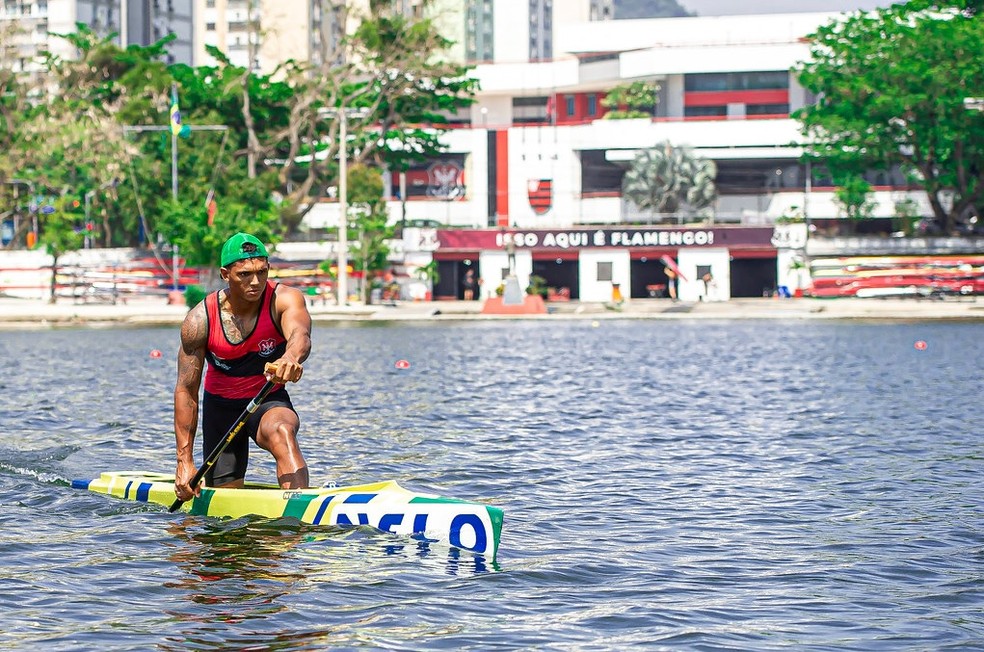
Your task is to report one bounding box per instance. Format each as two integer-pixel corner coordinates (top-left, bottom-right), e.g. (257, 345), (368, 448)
(1, 0), (193, 68)
(195, 0), (426, 72)
(193, 0), (605, 74)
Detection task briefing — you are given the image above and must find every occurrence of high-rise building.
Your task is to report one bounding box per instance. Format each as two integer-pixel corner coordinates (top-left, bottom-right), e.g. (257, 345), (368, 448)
(1, 0), (193, 71)
(195, 0), (373, 73)
(188, 0), (615, 74)
(126, 0), (194, 63)
(432, 0), (614, 66)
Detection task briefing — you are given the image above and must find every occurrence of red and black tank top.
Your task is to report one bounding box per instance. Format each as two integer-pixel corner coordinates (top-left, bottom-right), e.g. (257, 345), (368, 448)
(203, 281), (287, 399)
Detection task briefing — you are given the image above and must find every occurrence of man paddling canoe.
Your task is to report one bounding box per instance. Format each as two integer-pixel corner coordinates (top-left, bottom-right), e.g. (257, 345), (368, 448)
(173, 233), (312, 501)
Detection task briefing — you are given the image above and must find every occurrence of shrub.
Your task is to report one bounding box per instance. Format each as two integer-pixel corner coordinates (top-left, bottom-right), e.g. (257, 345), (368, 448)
(184, 284), (207, 309)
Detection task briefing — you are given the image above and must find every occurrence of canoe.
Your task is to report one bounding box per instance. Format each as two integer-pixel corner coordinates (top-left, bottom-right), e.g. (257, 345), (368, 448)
(72, 471), (503, 559)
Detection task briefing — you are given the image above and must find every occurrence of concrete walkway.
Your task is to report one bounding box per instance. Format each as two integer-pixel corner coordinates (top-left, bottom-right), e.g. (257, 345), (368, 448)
(1, 294), (983, 329)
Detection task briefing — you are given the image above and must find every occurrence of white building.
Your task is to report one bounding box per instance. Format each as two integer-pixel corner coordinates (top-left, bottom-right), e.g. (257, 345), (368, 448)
(303, 11), (922, 301)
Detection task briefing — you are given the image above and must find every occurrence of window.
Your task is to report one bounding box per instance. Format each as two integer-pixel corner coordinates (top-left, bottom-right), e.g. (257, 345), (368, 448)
(684, 105), (727, 118)
(587, 94), (597, 117)
(512, 96), (550, 124)
(565, 95), (576, 117)
(685, 71), (788, 92)
(579, 150), (624, 194)
(206, 22), (216, 30)
(746, 103), (789, 116)
(597, 262), (613, 282)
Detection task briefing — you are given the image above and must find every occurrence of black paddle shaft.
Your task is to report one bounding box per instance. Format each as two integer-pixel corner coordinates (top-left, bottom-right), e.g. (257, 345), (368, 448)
(168, 380), (278, 513)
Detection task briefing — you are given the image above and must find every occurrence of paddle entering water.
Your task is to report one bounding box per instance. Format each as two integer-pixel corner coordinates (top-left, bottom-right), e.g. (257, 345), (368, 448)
(168, 365), (280, 513)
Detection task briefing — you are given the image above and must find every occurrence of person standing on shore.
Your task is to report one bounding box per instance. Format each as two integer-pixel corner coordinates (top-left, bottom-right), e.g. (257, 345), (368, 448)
(462, 268), (479, 301)
(665, 268), (678, 301)
(173, 233), (312, 501)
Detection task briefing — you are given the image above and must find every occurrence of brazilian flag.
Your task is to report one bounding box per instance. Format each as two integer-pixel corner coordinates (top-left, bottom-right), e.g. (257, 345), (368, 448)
(169, 89), (181, 136)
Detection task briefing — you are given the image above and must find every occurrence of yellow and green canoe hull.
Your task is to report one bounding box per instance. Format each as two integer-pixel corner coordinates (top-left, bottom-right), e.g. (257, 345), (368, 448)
(72, 471), (503, 559)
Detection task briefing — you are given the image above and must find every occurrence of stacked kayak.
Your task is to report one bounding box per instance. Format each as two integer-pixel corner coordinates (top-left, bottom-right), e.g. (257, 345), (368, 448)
(72, 471), (503, 559)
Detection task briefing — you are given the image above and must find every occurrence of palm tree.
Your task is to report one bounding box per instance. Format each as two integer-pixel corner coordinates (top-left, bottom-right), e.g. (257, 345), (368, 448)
(622, 141), (718, 220)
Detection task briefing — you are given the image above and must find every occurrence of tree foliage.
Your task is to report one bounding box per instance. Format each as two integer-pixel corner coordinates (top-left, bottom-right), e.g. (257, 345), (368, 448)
(833, 175), (877, 224)
(622, 141), (717, 218)
(1, 3), (476, 277)
(194, 1), (477, 235)
(794, 0), (984, 232)
(601, 81), (660, 119)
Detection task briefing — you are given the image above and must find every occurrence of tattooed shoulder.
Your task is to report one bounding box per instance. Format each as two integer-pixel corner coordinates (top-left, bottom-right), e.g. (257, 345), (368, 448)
(180, 303), (208, 352)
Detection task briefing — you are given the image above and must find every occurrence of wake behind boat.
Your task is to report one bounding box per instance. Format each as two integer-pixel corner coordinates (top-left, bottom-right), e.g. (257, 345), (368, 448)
(73, 471), (503, 559)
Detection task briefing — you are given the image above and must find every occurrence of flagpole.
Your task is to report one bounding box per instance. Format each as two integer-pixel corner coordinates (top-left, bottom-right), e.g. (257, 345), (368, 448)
(171, 132), (178, 201)
(171, 84), (179, 201)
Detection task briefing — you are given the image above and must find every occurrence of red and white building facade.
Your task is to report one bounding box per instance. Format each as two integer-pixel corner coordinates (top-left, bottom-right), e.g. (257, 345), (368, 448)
(303, 11), (934, 301)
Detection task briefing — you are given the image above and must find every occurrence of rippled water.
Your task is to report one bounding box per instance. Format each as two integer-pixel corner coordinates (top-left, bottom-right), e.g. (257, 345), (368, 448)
(1, 319), (982, 650)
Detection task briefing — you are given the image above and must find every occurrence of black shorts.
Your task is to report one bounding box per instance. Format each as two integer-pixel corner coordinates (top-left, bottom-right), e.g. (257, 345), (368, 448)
(201, 388), (295, 486)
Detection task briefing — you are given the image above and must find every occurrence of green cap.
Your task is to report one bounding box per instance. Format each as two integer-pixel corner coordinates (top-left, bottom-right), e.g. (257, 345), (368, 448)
(220, 233), (269, 268)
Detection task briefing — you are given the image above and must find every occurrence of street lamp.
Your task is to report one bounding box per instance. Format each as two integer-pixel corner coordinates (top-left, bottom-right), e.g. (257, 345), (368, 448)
(319, 106), (370, 305)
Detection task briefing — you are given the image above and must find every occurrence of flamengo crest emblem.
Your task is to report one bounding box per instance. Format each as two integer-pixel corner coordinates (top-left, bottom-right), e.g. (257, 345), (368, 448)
(257, 338), (277, 357)
(528, 179), (552, 215)
(427, 162), (464, 199)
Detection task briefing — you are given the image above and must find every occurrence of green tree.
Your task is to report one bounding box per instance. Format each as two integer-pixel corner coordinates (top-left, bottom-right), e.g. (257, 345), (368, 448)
(263, 4), (476, 234)
(5, 27), (151, 286)
(1, 7), (475, 263)
(162, 57), (285, 266)
(5, 27), (181, 252)
(0, 22), (28, 182)
(601, 81), (660, 119)
(1, 23), (47, 248)
(40, 196), (85, 303)
(833, 175), (877, 231)
(165, 6), (475, 241)
(794, 1), (984, 233)
(622, 141), (718, 219)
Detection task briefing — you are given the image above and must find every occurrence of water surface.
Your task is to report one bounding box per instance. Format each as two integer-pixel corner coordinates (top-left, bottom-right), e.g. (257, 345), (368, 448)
(1, 320), (982, 650)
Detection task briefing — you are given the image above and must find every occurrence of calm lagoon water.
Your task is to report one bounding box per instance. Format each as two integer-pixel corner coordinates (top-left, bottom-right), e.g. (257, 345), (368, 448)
(1, 319), (982, 650)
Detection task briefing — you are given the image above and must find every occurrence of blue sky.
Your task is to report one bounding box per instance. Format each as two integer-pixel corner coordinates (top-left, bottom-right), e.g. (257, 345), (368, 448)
(678, 0), (897, 14)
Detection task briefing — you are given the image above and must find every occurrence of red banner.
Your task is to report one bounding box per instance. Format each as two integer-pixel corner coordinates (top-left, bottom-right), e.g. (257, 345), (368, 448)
(437, 227), (776, 252)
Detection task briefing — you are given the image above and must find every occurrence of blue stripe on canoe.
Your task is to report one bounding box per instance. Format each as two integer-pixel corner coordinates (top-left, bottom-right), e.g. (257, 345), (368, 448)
(335, 512), (370, 526)
(135, 482), (151, 502)
(343, 493), (376, 504)
(311, 495), (334, 525)
(124, 481), (134, 500)
(71, 479), (90, 490)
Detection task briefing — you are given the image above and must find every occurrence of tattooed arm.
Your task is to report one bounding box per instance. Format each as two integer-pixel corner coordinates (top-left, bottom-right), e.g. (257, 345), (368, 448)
(173, 301), (207, 501)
